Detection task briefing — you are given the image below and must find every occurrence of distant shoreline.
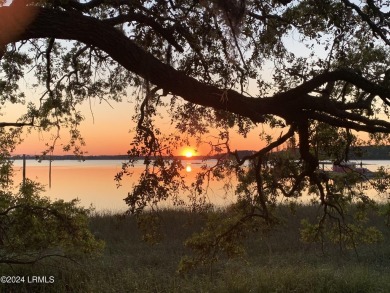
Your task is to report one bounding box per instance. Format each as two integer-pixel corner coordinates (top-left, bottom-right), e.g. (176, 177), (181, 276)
(10, 155), (212, 161)
(10, 145), (390, 161)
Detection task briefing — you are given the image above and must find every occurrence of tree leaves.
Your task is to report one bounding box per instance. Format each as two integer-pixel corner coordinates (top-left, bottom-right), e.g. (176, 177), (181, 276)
(2, 0), (390, 268)
(0, 179), (104, 264)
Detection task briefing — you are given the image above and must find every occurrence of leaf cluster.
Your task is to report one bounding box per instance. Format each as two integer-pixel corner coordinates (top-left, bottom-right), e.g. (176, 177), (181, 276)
(0, 178), (104, 264)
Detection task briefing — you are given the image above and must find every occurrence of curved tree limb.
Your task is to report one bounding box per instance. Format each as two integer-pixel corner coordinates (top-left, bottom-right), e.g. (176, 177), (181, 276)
(1, 6), (390, 133)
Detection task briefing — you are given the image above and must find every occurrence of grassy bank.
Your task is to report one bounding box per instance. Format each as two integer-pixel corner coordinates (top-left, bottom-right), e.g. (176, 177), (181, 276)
(1, 205), (390, 292)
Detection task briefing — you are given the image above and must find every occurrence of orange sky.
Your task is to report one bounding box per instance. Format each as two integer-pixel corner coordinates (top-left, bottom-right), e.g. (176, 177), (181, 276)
(5, 8), (373, 157)
(11, 97), (269, 156)
(7, 86), (373, 156)
(8, 84), (372, 157)
(4, 60), (283, 157)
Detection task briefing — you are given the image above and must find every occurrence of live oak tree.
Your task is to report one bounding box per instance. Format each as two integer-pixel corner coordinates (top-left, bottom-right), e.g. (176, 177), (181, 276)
(2, 0), (390, 267)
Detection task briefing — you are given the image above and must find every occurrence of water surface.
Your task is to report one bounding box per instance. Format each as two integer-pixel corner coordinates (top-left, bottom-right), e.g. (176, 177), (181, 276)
(12, 159), (234, 211)
(11, 159), (390, 211)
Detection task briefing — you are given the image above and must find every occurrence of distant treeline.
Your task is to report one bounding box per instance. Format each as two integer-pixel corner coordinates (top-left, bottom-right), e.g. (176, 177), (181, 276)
(349, 145), (390, 160)
(11, 154), (212, 161)
(224, 148), (390, 161)
(11, 151), (256, 161)
(11, 146), (390, 161)
(12, 154), (130, 161)
(279, 145), (390, 160)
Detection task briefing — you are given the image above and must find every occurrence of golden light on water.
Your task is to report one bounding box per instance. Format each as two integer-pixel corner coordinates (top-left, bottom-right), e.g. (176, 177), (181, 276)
(186, 164), (192, 172)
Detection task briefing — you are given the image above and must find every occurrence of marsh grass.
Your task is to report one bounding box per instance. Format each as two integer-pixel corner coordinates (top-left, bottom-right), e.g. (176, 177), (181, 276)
(1, 205), (390, 292)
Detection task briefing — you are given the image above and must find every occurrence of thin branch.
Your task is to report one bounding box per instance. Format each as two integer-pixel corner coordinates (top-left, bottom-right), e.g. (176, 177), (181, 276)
(0, 121), (34, 128)
(45, 37), (55, 93)
(103, 14), (183, 52)
(0, 253), (70, 265)
(341, 0), (390, 46)
(231, 126), (296, 165)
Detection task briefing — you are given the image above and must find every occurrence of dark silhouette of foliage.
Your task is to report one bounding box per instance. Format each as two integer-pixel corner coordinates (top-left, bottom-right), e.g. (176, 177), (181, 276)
(1, 0), (390, 268)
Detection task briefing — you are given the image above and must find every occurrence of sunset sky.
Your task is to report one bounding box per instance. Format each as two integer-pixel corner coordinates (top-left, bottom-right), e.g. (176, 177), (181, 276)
(5, 58), (275, 157)
(3, 16), (312, 157)
(10, 95), (269, 156)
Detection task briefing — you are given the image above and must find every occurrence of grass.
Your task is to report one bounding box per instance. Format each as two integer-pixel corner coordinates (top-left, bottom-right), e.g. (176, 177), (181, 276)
(1, 205), (390, 292)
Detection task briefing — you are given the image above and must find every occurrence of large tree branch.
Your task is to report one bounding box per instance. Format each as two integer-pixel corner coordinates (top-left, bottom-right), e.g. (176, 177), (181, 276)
(1, 6), (390, 133)
(276, 69), (390, 102)
(0, 7), (267, 123)
(306, 111), (389, 133)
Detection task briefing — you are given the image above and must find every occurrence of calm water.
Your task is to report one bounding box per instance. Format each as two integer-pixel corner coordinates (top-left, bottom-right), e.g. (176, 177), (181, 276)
(12, 159), (236, 212)
(11, 159), (390, 212)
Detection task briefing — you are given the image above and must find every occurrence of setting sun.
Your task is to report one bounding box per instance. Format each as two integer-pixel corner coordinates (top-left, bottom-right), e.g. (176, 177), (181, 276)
(183, 147), (195, 158)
